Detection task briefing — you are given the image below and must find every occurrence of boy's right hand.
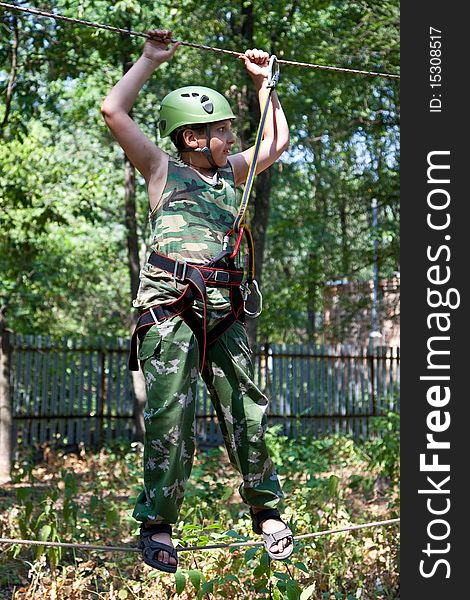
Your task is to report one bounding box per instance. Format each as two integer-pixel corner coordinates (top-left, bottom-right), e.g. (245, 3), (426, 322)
(143, 29), (181, 65)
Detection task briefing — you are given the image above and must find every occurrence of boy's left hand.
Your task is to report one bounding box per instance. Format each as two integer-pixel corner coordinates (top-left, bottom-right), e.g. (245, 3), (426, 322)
(239, 49), (270, 82)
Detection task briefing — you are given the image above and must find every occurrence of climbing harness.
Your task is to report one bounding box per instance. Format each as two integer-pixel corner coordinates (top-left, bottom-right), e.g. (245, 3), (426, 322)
(0, 2), (400, 80)
(129, 252), (245, 373)
(0, 4), (400, 578)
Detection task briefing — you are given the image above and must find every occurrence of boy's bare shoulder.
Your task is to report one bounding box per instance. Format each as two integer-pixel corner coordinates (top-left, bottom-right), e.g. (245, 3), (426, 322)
(149, 147), (170, 174)
(148, 150), (171, 212)
(228, 153), (249, 187)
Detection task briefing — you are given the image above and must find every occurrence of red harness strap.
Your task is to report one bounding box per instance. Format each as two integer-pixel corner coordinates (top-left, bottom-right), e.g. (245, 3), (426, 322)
(129, 251), (245, 373)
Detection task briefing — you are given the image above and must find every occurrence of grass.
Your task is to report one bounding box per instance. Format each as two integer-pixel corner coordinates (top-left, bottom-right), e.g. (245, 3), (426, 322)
(0, 419), (400, 599)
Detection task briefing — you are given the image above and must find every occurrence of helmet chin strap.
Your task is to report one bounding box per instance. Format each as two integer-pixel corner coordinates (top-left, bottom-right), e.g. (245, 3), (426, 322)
(196, 146), (218, 168)
(181, 124), (219, 169)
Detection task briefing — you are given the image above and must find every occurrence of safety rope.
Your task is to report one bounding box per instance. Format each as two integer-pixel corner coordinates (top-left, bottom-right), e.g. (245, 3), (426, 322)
(228, 57), (278, 317)
(233, 60), (278, 234)
(0, 517), (399, 554)
(0, 2), (399, 80)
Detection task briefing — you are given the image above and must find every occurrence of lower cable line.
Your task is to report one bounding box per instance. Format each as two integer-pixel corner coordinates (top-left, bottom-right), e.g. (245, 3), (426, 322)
(0, 517), (399, 554)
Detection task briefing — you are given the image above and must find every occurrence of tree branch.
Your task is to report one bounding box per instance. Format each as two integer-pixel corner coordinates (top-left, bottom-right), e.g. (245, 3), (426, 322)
(1, 15), (19, 132)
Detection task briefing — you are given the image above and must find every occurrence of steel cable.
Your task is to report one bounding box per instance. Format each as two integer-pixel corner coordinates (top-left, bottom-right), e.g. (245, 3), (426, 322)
(0, 517), (399, 554)
(0, 2), (399, 79)
(0, 0), (400, 564)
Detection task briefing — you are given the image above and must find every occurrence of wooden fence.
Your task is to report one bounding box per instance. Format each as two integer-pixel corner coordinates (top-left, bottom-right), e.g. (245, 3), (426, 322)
(6, 333), (400, 450)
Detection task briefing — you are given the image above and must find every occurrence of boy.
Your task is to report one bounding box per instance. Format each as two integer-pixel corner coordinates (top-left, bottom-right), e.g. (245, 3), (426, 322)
(101, 29), (292, 572)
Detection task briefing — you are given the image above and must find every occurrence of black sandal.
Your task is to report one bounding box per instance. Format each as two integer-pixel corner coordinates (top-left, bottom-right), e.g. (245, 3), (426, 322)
(250, 508), (294, 561)
(138, 523), (178, 573)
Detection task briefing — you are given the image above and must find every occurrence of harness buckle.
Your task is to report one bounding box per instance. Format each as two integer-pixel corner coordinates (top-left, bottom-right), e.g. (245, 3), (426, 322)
(213, 270), (230, 283)
(173, 260), (188, 282)
(243, 279), (263, 318)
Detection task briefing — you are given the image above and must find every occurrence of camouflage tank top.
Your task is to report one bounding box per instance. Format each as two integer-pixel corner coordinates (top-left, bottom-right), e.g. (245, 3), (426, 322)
(133, 155), (240, 316)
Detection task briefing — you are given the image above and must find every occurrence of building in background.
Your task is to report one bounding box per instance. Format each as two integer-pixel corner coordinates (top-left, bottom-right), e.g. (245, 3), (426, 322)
(322, 276), (400, 347)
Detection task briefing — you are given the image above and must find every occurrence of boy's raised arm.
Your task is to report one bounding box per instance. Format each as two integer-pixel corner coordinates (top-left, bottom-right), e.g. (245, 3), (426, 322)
(229, 49), (290, 187)
(101, 30), (180, 183)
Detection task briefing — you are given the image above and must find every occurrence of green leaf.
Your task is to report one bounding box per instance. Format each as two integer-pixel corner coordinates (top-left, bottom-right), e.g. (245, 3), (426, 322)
(272, 588), (282, 600)
(64, 472), (77, 498)
(189, 569), (202, 591)
(105, 507), (119, 528)
(225, 529), (247, 540)
(118, 590), (128, 599)
(89, 495), (99, 512)
(287, 584), (301, 600)
(259, 551), (271, 566)
(201, 581), (214, 594)
(287, 579), (302, 599)
(223, 574), (240, 583)
(39, 524), (52, 541)
(47, 547), (59, 572)
(174, 571), (186, 595)
(221, 486), (233, 501)
(300, 584), (317, 600)
(35, 513), (46, 528)
(328, 474), (340, 496)
(244, 547), (259, 562)
(274, 571), (289, 581)
(17, 488), (29, 502)
(253, 564), (268, 578)
(294, 561), (309, 573)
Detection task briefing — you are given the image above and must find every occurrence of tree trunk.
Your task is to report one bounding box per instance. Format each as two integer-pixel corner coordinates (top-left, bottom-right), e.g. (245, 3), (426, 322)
(240, 1), (253, 44)
(307, 144), (326, 343)
(124, 155), (140, 302)
(0, 310), (12, 484)
(0, 15), (18, 134)
(121, 46), (147, 442)
(340, 199), (349, 277)
(124, 153), (147, 442)
(246, 170), (272, 348)
(239, 1), (273, 350)
(306, 251), (318, 341)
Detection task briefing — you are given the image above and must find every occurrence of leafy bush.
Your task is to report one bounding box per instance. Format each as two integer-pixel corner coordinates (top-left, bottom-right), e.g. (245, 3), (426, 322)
(1, 432), (399, 599)
(366, 412), (400, 484)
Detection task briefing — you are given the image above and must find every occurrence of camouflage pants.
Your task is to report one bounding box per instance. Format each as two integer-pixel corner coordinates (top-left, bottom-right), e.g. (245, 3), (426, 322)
(132, 315), (284, 525)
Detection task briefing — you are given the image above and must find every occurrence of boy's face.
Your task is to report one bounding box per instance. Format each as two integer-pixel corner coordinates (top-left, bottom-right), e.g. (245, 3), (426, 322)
(209, 120), (236, 166)
(191, 119), (236, 167)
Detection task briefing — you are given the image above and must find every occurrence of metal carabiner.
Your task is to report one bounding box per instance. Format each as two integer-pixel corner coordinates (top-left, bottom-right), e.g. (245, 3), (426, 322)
(243, 279), (263, 318)
(267, 55), (280, 89)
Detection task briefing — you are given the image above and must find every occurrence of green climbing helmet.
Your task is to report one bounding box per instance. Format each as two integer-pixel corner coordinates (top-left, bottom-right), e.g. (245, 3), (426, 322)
(158, 86), (236, 137)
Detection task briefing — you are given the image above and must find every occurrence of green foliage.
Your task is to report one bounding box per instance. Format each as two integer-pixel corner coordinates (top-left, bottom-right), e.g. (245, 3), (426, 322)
(1, 0), (399, 343)
(366, 411), (400, 484)
(1, 432), (399, 598)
